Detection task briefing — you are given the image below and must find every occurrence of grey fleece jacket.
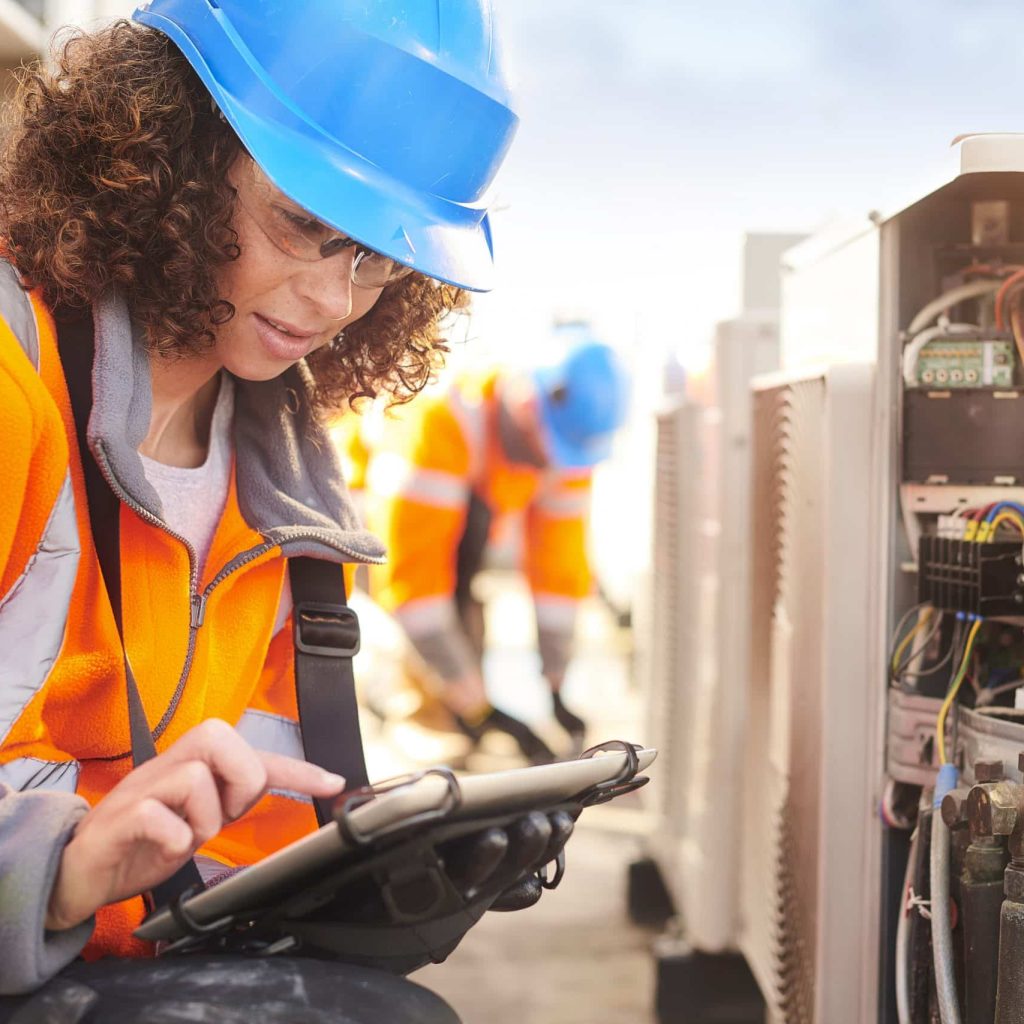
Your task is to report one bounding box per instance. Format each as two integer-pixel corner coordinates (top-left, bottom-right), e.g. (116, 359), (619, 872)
(0, 786), (92, 995)
(0, 283), (384, 995)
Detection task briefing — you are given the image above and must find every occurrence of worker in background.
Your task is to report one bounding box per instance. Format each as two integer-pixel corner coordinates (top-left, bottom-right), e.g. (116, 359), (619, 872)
(345, 323), (630, 761)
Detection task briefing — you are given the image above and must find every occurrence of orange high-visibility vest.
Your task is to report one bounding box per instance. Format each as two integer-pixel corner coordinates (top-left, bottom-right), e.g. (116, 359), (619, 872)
(0, 275), (378, 958)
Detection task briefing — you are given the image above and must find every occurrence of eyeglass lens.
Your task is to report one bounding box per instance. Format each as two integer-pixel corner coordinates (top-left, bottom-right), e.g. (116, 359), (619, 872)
(238, 162), (415, 287)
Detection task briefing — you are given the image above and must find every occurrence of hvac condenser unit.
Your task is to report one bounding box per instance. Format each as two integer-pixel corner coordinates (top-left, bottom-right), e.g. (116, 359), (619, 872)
(644, 316), (781, 952)
(742, 134), (1024, 1024)
(739, 363), (877, 1023)
(643, 397), (703, 882)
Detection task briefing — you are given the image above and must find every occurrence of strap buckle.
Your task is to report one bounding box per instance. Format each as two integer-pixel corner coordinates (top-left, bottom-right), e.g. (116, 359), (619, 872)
(576, 740), (649, 806)
(293, 602), (361, 658)
(336, 767), (463, 846)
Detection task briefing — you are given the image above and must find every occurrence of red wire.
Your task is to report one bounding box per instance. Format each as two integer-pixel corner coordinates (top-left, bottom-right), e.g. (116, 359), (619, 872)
(995, 270), (1024, 329)
(963, 263), (1024, 278)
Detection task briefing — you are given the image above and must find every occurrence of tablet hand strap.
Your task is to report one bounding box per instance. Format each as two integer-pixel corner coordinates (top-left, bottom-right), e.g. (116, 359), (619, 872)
(274, 808), (578, 975)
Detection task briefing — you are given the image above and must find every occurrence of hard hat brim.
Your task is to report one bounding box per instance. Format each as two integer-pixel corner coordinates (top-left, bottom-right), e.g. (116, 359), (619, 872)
(135, 8), (502, 292)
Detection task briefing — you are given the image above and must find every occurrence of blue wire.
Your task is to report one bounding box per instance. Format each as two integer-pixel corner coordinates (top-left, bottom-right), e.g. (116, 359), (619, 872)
(984, 501), (1024, 523)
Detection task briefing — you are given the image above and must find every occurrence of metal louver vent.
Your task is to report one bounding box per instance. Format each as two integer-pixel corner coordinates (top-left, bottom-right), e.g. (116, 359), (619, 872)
(740, 364), (878, 1024)
(644, 402), (701, 832)
(746, 379), (825, 1023)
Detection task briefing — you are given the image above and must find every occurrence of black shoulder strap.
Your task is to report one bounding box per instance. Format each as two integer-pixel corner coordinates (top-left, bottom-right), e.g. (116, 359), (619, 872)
(54, 306), (204, 908)
(289, 557), (368, 826)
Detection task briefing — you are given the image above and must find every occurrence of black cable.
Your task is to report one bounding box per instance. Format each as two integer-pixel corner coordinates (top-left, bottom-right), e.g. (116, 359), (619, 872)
(897, 618), (965, 696)
(892, 609), (945, 680)
(887, 602), (930, 668)
(944, 620), (968, 694)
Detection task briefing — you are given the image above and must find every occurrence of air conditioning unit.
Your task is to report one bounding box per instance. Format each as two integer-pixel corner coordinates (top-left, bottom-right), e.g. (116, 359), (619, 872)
(643, 316), (780, 952)
(739, 364), (879, 1023)
(643, 396), (702, 879)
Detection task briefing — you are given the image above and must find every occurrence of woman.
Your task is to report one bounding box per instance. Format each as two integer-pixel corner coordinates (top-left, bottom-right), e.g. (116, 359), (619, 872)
(0, 0), (523, 1001)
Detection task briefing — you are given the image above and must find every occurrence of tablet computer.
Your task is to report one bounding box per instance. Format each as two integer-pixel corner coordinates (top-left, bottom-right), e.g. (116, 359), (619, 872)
(136, 744), (656, 944)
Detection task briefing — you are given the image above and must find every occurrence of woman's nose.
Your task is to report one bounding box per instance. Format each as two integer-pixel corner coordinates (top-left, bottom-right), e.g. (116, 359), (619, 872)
(300, 250), (355, 323)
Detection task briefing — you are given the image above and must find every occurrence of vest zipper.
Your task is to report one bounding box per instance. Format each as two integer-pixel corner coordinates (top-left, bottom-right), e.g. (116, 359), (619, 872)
(87, 444), (209, 756)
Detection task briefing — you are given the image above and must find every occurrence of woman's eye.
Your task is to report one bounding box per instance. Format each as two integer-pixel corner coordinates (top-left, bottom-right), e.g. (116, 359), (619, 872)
(274, 205), (323, 237)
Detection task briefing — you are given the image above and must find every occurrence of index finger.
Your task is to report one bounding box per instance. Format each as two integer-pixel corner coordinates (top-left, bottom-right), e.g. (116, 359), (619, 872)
(128, 720), (341, 821)
(258, 749), (346, 802)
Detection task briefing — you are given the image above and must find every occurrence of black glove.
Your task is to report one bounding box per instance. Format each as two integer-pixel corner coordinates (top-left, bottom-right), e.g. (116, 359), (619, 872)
(271, 807), (577, 975)
(444, 808), (576, 911)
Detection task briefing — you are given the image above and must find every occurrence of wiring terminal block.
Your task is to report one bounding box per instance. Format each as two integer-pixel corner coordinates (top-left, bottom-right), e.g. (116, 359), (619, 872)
(918, 535), (1024, 616)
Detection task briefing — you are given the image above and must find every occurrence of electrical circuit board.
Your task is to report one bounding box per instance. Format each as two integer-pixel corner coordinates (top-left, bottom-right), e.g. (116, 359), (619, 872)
(916, 339), (1014, 387)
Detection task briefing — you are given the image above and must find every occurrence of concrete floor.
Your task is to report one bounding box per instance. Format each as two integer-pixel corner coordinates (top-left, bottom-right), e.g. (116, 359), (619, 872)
(359, 573), (661, 1024)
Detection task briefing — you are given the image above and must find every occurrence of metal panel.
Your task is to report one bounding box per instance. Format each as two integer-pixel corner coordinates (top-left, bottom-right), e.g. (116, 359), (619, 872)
(780, 219), (881, 371)
(643, 399), (702, 874)
(0, 0), (44, 61)
(643, 316), (781, 954)
(739, 364), (877, 1024)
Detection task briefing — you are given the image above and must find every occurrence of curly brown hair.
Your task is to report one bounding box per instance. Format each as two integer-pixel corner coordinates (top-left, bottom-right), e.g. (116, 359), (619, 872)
(0, 21), (466, 412)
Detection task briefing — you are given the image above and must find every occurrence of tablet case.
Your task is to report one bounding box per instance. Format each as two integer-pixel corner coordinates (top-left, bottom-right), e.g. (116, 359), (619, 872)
(135, 741), (655, 970)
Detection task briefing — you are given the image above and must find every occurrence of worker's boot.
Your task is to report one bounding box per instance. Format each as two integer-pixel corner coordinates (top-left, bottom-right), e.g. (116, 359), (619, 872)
(552, 692), (587, 757)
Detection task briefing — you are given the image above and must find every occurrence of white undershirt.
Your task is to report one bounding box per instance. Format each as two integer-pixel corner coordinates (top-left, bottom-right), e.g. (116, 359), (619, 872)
(139, 375), (234, 579)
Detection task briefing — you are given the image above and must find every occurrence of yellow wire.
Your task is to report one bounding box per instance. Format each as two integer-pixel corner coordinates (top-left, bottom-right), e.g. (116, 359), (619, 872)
(990, 512), (1024, 538)
(936, 618), (983, 765)
(891, 607), (933, 674)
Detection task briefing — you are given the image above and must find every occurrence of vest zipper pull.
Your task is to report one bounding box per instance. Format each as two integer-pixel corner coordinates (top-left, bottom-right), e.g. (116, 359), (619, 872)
(190, 592), (207, 629)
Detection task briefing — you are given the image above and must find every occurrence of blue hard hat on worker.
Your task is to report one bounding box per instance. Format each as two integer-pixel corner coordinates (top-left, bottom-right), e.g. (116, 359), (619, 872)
(133, 0), (518, 291)
(533, 323), (630, 470)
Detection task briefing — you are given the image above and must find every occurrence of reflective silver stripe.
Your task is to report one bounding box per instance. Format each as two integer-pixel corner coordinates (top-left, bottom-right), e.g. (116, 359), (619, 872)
(367, 453), (467, 508)
(0, 260), (39, 369)
(0, 757), (79, 793)
(236, 708), (305, 759)
(235, 709), (312, 804)
(0, 475), (81, 745)
(533, 593), (579, 632)
(394, 595), (459, 637)
(535, 488), (591, 519)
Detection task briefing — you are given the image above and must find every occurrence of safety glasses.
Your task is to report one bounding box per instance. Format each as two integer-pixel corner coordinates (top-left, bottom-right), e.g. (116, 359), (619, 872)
(234, 160), (416, 289)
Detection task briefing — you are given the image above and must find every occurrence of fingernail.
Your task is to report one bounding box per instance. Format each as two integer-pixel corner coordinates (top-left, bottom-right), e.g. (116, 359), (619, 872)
(321, 770), (345, 786)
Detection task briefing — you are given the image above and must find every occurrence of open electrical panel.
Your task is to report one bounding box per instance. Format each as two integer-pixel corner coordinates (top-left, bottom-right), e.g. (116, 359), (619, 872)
(885, 148), (1024, 1024)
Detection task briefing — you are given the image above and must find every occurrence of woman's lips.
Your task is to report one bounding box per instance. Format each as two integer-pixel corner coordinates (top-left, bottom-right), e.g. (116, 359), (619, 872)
(252, 313), (319, 362)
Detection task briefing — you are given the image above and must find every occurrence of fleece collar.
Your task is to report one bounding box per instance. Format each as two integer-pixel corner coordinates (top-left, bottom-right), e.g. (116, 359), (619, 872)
(87, 290), (385, 565)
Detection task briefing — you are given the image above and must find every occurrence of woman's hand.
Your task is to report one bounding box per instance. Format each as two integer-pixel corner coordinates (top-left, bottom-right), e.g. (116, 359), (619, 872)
(45, 719), (344, 931)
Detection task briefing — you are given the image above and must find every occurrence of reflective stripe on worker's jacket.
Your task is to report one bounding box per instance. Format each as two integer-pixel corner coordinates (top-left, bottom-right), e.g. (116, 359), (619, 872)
(349, 370), (594, 678)
(0, 263), (383, 959)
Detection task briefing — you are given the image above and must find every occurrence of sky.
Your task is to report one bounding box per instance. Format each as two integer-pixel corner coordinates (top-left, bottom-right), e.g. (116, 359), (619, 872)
(465, 0), (1024, 378)
(55, 0), (1024, 591)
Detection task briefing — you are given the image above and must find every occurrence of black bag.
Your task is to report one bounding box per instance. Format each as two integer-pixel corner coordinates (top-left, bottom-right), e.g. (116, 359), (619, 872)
(0, 956), (461, 1024)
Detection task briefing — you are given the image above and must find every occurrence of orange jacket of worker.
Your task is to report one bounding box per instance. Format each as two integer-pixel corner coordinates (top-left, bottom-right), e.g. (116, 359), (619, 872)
(0, 278), (382, 959)
(339, 327), (630, 714)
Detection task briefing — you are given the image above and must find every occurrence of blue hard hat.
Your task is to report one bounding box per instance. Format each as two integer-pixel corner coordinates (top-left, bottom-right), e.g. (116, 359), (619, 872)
(533, 325), (630, 470)
(133, 0), (519, 291)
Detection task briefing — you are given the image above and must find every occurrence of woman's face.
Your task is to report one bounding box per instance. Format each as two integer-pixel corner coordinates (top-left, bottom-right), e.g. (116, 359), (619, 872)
(211, 160), (386, 381)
